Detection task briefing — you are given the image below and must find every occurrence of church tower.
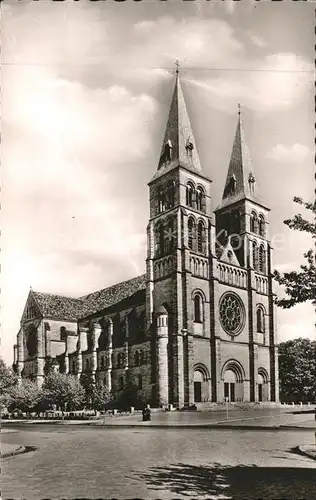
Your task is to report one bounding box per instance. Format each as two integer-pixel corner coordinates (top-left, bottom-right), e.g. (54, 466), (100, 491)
(146, 68), (213, 407)
(214, 107), (279, 403)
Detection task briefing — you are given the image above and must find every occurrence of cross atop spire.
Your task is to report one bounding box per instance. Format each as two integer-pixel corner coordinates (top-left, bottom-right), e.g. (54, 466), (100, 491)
(175, 60), (180, 75)
(151, 67), (204, 182)
(216, 105), (265, 210)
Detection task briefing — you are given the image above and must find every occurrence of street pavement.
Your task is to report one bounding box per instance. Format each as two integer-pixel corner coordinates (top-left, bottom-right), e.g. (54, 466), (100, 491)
(1, 409), (316, 499)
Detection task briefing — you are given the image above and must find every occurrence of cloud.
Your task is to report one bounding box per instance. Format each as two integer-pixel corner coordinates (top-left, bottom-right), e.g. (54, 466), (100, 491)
(277, 303), (315, 343)
(248, 32), (267, 48)
(266, 143), (312, 163)
(186, 52), (313, 112)
(131, 16), (243, 69)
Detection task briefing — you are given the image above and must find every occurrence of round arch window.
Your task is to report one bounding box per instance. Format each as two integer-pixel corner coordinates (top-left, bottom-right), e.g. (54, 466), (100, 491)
(219, 293), (245, 336)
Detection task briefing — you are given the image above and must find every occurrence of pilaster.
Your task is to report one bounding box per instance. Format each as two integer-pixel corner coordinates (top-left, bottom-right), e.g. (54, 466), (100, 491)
(248, 267), (256, 401)
(106, 319), (113, 393)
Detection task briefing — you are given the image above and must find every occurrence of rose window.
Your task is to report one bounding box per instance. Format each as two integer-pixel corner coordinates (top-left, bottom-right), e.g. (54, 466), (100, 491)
(219, 293), (245, 336)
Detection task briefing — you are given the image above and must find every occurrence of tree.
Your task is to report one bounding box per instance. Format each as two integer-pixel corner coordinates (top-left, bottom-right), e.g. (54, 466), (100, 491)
(90, 383), (112, 412)
(0, 358), (18, 410)
(0, 358), (17, 394)
(42, 372), (85, 412)
(80, 372), (95, 408)
(7, 379), (42, 415)
(273, 197), (316, 308)
(114, 379), (144, 411)
(278, 338), (316, 403)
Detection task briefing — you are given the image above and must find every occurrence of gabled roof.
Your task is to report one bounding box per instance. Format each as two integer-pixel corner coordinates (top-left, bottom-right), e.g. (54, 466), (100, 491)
(28, 274), (146, 323)
(80, 274), (146, 318)
(219, 239), (240, 266)
(216, 109), (267, 211)
(31, 290), (85, 322)
(150, 71), (207, 184)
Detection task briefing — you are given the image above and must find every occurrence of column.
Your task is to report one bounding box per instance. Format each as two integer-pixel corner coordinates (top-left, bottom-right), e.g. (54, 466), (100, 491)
(36, 323), (45, 387)
(106, 319), (113, 393)
(17, 329), (24, 381)
(156, 309), (169, 406)
(92, 323), (102, 382)
(124, 316), (129, 372)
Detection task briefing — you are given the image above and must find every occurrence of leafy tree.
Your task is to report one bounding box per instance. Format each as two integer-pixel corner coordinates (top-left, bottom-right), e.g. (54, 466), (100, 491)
(274, 197), (316, 308)
(7, 379), (42, 415)
(90, 383), (112, 412)
(0, 358), (18, 411)
(0, 358), (17, 394)
(80, 372), (95, 408)
(278, 338), (316, 403)
(42, 372), (85, 412)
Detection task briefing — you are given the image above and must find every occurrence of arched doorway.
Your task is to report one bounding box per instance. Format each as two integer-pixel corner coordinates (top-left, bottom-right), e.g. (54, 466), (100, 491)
(222, 360), (245, 402)
(257, 373), (263, 402)
(257, 369), (269, 402)
(224, 369), (236, 402)
(194, 370), (203, 402)
(193, 365), (210, 403)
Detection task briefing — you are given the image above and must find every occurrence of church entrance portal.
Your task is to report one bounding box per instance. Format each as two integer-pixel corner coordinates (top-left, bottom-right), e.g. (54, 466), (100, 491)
(193, 370), (203, 402)
(223, 369), (238, 402)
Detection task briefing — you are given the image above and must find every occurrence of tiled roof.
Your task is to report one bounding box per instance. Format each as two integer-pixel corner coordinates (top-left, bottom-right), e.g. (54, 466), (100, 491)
(30, 274), (146, 322)
(31, 291), (85, 321)
(80, 274), (146, 318)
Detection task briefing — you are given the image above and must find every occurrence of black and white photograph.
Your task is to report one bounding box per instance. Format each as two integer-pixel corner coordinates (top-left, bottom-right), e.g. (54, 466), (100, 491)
(1, 0), (315, 498)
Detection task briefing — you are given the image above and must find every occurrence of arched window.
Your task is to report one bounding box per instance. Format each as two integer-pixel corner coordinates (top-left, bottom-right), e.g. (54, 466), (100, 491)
(259, 245), (266, 273)
(252, 241), (258, 270)
(100, 357), (105, 369)
(194, 294), (203, 323)
(140, 351), (145, 365)
(166, 181), (175, 209)
(256, 308), (265, 333)
(117, 352), (125, 368)
(250, 211), (258, 233)
(197, 221), (206, 254)
(137, 375), (142, 390)
(186, 182), (195, 207)
(155, 222), (165, 257)
(158, 190), (165, 213)
(196, 186), (205, 212)
(258, 215), (265, 237)
(134, 351), (140, 367)
(188, 218), (196, 250)
(165, 217), (174, 254)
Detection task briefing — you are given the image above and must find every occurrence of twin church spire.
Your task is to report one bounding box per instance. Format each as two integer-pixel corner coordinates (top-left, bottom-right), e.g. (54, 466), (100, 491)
(218, 104), (260, 209)
(155, 64), (261, 209)
(156, 65), (202, 176)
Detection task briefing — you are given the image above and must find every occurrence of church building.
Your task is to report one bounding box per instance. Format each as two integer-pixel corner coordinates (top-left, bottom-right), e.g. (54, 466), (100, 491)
(13, 70), (279, 407)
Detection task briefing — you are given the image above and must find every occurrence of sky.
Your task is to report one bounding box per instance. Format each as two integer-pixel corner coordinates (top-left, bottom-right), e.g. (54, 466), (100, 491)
(1, 0), (315, 364)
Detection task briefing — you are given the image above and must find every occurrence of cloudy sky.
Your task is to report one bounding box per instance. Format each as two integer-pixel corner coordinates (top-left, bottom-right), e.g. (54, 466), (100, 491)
(1, 0), (315, 364)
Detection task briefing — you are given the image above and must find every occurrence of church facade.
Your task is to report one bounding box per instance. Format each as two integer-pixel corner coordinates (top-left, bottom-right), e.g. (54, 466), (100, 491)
(13, 73), (279, 407)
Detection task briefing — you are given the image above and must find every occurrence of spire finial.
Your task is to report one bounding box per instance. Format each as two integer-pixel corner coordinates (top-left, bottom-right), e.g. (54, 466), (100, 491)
(175, 60), (180, 75)
(237, 102), (241, 116)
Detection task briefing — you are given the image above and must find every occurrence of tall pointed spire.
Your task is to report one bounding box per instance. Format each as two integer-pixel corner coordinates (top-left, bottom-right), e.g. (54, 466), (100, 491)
(217, 105), (260, 209)
(155, 63), (202, 177)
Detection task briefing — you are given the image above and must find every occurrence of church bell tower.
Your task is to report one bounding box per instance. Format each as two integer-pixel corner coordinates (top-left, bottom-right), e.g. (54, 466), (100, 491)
(146, 66), (213, 407)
